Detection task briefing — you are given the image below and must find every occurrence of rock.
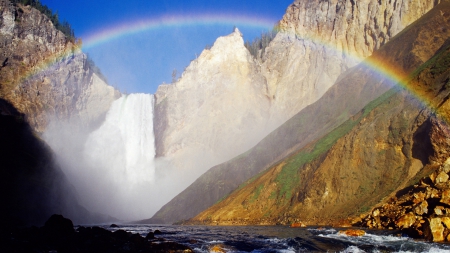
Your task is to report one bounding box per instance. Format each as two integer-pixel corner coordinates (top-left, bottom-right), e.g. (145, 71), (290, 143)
(112, 229), (129, 241)
(435, 206), (445, 216)
(0, 1), (119, 133)
(338, 229), (366, 237)
(154, 229), (162, 235)
(424, 218), (445, 242)
(145, 232), (155, 240)
(396, 213), (416, 229)
(436, 172), (449, 184)
(442, 217), (450, 229)
(443, 158), (450, 173)
(441, 189), (450, 205)
(110, 224), (119, 228)
(210, 245), (227, 252)
(43, 214), (74, 237)
(415, 201), (428, 215)
(290, 222), (306, 228)
(413, 192), (426, 204)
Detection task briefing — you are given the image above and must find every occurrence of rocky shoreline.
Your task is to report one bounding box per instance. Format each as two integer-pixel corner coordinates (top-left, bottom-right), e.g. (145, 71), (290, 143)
(356, 157), (450, 242)
(0, 214), (193, 253)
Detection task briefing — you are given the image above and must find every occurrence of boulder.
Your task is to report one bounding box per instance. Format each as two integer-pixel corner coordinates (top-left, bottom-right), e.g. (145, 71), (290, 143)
(396, 213), (416, 229)
(424, 218), (445, 242)
(145, 232), (155, 239)
(338, 229), (366, 237)
(441, 189), (450, 205)
(43, 214), (74, 237)
(442, 217), (450, 229)
(435, 206), (445, 216)
(415, 201), (428, 215)
(290, 222), (306, 228)
(436, 172), (449, 184)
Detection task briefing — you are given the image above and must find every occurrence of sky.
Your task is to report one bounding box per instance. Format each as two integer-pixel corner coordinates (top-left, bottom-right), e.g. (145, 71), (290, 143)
(39, 0), (293, 94)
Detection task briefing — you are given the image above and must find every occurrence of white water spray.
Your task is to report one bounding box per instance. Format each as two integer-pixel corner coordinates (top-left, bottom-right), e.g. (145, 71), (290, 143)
(84, 94), (156, 186)
(81, 93), (156, 220)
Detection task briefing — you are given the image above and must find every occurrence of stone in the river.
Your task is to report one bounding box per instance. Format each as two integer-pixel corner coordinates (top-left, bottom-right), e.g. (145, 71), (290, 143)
(338, 229), (366, 237)
(290, 222), (306, 228)
(424, 218), (445, 242)
(145, 232), (155, 239)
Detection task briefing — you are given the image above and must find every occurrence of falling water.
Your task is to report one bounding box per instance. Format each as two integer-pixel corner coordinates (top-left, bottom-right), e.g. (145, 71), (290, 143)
(81, 93), (156, 220)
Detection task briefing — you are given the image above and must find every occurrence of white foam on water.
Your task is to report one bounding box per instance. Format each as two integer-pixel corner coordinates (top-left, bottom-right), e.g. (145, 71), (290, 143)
(341, 246), (366, 253)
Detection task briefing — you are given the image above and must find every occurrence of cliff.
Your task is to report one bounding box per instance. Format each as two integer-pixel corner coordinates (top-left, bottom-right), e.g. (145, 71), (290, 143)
(154, 28), (271, 190)
(0, 0), (119, 225)
(0, 0), (119, 133)
(150, 0), (448, 224)
(0, 98), (90, 226)
(262, 0), (438, 125)
(186, 1), (450, 226)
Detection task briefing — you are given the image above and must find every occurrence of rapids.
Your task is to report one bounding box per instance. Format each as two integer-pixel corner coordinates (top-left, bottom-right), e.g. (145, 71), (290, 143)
(93, 224), (450, 253)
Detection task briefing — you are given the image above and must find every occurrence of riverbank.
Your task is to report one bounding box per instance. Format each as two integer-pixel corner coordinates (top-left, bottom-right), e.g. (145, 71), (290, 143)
(0, 214), (192, 252)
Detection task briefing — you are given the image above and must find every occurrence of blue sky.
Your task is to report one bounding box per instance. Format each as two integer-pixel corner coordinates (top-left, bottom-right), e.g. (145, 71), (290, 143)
(40, 0), (293, 94)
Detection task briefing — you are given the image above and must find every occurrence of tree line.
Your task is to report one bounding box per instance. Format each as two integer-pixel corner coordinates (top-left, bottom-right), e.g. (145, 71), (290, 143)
(10, 0), (75, 42)
(244, 28), (278, 59)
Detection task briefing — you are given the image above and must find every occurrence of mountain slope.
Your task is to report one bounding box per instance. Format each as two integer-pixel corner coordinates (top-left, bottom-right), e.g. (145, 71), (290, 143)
(188, 7), (450, 226)
(148, 1), (450, 224)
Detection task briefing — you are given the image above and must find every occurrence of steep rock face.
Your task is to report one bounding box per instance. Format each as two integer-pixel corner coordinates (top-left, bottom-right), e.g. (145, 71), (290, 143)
(151, 1), (450, 224)
(186, 2), (450, 226)
(0, 0), (119, 132)
(0, 98), (90, 226)
(154, 29), (270, 185)
(358, 40), (450, 242)
(263, 0), (438, 125)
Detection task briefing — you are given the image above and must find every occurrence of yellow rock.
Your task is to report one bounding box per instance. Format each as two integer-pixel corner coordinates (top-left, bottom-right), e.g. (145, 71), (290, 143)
(441, 217), (450, 229)
(338, 229), (366, 237)
(396, 212), (416, 229)
(210, 245), (226, 253)
(429, 218), (445, 242)
(290, 222), (306, 228)
(441, 189), (450, 205)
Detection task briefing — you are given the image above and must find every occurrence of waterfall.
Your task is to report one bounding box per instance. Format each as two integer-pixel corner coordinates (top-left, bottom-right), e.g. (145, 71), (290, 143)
(81, 93), (156, 220)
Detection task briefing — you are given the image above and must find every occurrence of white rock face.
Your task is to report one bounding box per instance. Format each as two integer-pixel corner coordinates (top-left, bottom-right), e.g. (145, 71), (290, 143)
(155, 28), (271, 184)
(262, 0), (438, 125)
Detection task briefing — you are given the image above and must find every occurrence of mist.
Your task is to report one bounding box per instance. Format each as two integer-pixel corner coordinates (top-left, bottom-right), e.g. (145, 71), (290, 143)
(44, 93), (181, 221)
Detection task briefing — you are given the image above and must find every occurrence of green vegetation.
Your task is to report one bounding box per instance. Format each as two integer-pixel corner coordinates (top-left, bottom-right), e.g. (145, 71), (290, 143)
(274, 87), (397, 202)
(244, 28), (278, 59)
(408, 42), (450, 81)
(11, 0), (75, 42)
(249, 184), (264, 203)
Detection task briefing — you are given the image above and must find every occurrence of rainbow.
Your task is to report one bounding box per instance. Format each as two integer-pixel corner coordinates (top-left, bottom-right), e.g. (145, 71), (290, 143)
(10, 13), (447, 122)
(80, 14), (278, 50)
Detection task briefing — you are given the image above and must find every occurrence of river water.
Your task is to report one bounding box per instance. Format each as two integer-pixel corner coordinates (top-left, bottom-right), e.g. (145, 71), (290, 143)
(94, 224), (450, 252)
